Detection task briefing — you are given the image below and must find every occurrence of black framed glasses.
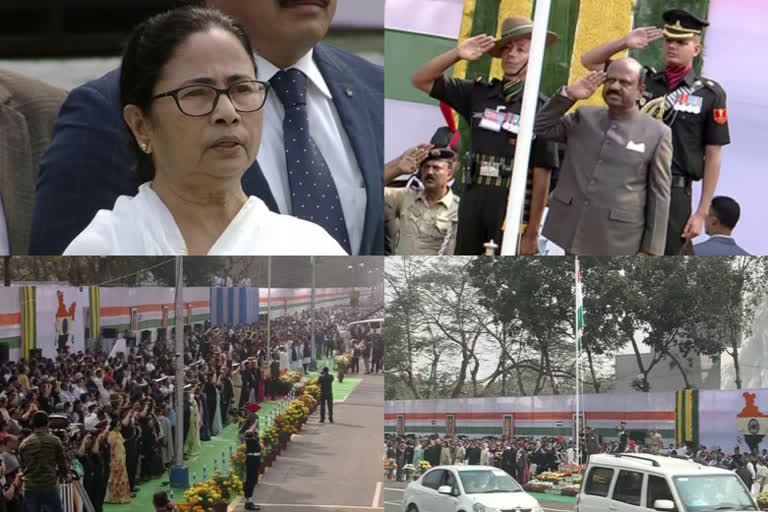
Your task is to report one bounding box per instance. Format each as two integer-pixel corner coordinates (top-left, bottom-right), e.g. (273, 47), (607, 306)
(151, 80), (270, 117)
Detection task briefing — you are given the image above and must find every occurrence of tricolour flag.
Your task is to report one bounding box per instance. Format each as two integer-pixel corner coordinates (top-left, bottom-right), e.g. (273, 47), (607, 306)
(575, 258), (584, 348)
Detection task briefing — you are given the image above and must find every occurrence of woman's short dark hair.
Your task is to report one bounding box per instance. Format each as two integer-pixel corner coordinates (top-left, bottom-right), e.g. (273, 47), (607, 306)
(120, 7), (257, 184)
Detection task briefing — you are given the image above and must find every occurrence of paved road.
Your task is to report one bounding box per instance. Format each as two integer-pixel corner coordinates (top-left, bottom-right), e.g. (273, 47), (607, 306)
(382, 480), (576, 512)
(233, 372), (385, 512)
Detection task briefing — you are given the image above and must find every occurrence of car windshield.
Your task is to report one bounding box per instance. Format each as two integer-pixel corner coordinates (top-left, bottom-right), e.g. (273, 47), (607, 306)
(459, 469), (522, 495)
(673, 475), (757, 512)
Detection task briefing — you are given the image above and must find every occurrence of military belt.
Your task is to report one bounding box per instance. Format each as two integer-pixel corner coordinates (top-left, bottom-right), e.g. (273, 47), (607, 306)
(671, 176), (692, 189)
(469, 153), (515, 188)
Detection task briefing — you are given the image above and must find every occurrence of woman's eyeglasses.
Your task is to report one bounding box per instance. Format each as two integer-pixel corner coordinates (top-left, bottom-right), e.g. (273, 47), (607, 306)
(152, 80), (270, 117)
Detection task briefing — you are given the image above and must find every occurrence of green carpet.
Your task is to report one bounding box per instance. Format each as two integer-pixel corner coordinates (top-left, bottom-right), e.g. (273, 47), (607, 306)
(103, 401), (280, 511)
(528, 491), (577, 503)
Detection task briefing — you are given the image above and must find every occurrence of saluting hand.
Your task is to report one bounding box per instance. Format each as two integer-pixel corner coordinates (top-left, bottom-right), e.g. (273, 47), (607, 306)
(623, 26), (664, 50)
(566, 71), (607, 100)
(397, 144), (433, 175)
(457, 34), (496, 61)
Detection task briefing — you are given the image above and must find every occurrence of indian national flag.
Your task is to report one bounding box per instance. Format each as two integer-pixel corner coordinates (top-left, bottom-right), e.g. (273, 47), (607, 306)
(575, 258), (584, 348)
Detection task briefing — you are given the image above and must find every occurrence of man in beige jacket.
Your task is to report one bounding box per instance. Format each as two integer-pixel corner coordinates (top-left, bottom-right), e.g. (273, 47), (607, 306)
(0, 69), (66, 254)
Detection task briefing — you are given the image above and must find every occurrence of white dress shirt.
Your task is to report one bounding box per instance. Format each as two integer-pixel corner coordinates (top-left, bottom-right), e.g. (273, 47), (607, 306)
(255, 50), (367, 255)
(63, 183), (346, 256)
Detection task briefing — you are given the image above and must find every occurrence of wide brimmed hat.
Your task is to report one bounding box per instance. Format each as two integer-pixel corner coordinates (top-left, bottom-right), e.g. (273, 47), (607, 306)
(488, 16), (558, 58)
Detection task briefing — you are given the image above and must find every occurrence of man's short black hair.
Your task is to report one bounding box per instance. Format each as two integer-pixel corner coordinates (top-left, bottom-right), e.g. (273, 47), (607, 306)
(710, 196), (741, 229)
(31, 411), (49, 429)
(153, 490), (170, 507)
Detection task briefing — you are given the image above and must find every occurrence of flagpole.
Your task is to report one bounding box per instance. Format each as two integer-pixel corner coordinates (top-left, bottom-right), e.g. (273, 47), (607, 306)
(574, 256), (580, 470)
(500, 0), (553, 255)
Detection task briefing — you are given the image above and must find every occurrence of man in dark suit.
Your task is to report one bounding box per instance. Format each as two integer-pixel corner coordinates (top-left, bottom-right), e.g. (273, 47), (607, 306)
(0, 69), (66, 255)
(535, 59), (672, 255)
(30, 0), (383, 255)
(694, 196), (750, 255)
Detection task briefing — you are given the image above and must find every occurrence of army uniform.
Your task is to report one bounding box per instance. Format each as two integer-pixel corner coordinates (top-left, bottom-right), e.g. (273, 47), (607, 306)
(385, 185), (459, 255)
(640, 9), (731, 254)
(244, 430), (262, 510)
(429, 76), (559, 255)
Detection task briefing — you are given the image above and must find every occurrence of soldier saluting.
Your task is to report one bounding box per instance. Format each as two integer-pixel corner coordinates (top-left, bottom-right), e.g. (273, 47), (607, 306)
(581, 9), (730, 255)
(411, 17), (559, 255)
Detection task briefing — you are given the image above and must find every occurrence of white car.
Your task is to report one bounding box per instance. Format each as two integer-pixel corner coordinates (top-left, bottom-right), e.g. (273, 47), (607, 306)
(401, 465), (544, 512)
(577, 453), (759, 512)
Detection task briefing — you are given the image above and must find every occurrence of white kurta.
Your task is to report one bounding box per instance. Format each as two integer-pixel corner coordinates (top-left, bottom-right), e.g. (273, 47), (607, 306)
(63, 183), (347, 255)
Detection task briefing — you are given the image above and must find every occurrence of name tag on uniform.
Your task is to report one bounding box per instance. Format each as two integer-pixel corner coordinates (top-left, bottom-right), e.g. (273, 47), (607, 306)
(479, 161), (500, 178)
(478, 108), (505, 132)
(673, 94), (703, 114)
(502, 113), (521, 134)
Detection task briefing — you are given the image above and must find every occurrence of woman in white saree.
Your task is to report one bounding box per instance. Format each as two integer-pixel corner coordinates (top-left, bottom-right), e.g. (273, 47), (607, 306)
(64, 8), (345, 256)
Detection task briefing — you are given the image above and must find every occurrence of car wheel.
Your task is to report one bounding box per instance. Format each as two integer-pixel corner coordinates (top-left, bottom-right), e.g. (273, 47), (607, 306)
(406, 505), (419, 512)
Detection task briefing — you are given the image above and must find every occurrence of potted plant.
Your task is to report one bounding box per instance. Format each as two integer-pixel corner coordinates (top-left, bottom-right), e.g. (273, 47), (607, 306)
(230, 444), (247, 481)
(403, 464), (416, 481)
(179, 480), (227, 512)
(335, 355), (349, 382)
(384, 458), (396, 480)
(418, 460), (431, 476)
(757, 492), (768, 511)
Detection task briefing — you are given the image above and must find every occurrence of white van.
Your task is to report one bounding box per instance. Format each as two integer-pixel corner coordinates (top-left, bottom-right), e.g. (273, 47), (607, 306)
(577, 453), (758, 512)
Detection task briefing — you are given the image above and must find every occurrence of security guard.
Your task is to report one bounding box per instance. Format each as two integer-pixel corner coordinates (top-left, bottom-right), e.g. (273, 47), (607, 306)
(243, 417), (262, 510)
(411, 17), (559, 255)
(384, 144), (460, 255)
(581, 9), (730, 255)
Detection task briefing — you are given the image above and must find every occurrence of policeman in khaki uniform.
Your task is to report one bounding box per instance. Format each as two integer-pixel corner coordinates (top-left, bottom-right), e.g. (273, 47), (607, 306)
(534, 59), (672, 255)
(581, 9), (731, 255)
(384, 145), (460, 255)
(411, 17), (559, 255)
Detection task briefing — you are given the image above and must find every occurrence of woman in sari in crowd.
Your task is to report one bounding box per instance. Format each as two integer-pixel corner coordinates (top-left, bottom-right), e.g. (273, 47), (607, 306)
(106, 418), (131, 504)
(212, 375), (223, 435)
(184, 388), (201, 457)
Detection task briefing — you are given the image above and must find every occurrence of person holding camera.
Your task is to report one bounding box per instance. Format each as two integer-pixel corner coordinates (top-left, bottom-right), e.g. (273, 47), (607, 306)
(318, 367), (334, 424)
(152, 490), (178, 512)
(18, 411), (69, 512)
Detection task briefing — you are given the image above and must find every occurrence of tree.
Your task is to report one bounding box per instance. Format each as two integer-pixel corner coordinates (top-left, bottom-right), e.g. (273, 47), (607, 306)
(686, 257), (768, 389)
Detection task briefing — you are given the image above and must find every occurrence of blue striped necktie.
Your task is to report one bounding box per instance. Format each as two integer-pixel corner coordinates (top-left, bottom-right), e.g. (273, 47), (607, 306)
(270, 68), (351, 253)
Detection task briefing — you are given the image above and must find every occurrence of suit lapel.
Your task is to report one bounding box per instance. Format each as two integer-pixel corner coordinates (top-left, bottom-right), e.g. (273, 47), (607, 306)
(242, 159), (279, 213)
(313, 43), (380, 254)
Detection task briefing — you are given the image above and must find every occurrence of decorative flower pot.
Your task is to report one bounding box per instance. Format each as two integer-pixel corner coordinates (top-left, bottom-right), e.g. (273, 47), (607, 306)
(214, 504), (228, 512)
(258, 463), (265, 475)
(280, 440), (288, 450)
(337, 372), (345, 383)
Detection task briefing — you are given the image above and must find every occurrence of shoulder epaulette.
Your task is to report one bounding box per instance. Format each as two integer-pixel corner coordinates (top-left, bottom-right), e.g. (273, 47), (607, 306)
(699, 77), (724, 93)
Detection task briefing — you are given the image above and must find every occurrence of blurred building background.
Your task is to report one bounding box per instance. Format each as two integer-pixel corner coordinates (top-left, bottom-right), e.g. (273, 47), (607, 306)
(0, 0), (383, 90)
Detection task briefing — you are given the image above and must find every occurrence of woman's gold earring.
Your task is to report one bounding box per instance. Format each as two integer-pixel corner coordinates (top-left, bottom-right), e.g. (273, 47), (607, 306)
(140, 142), (152, 154)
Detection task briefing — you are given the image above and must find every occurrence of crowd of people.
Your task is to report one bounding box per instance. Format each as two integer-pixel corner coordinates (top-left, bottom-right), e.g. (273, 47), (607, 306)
(0, 304), (377, 511)
(385, 8), (751, 257)
(386, 424), (768, 496)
